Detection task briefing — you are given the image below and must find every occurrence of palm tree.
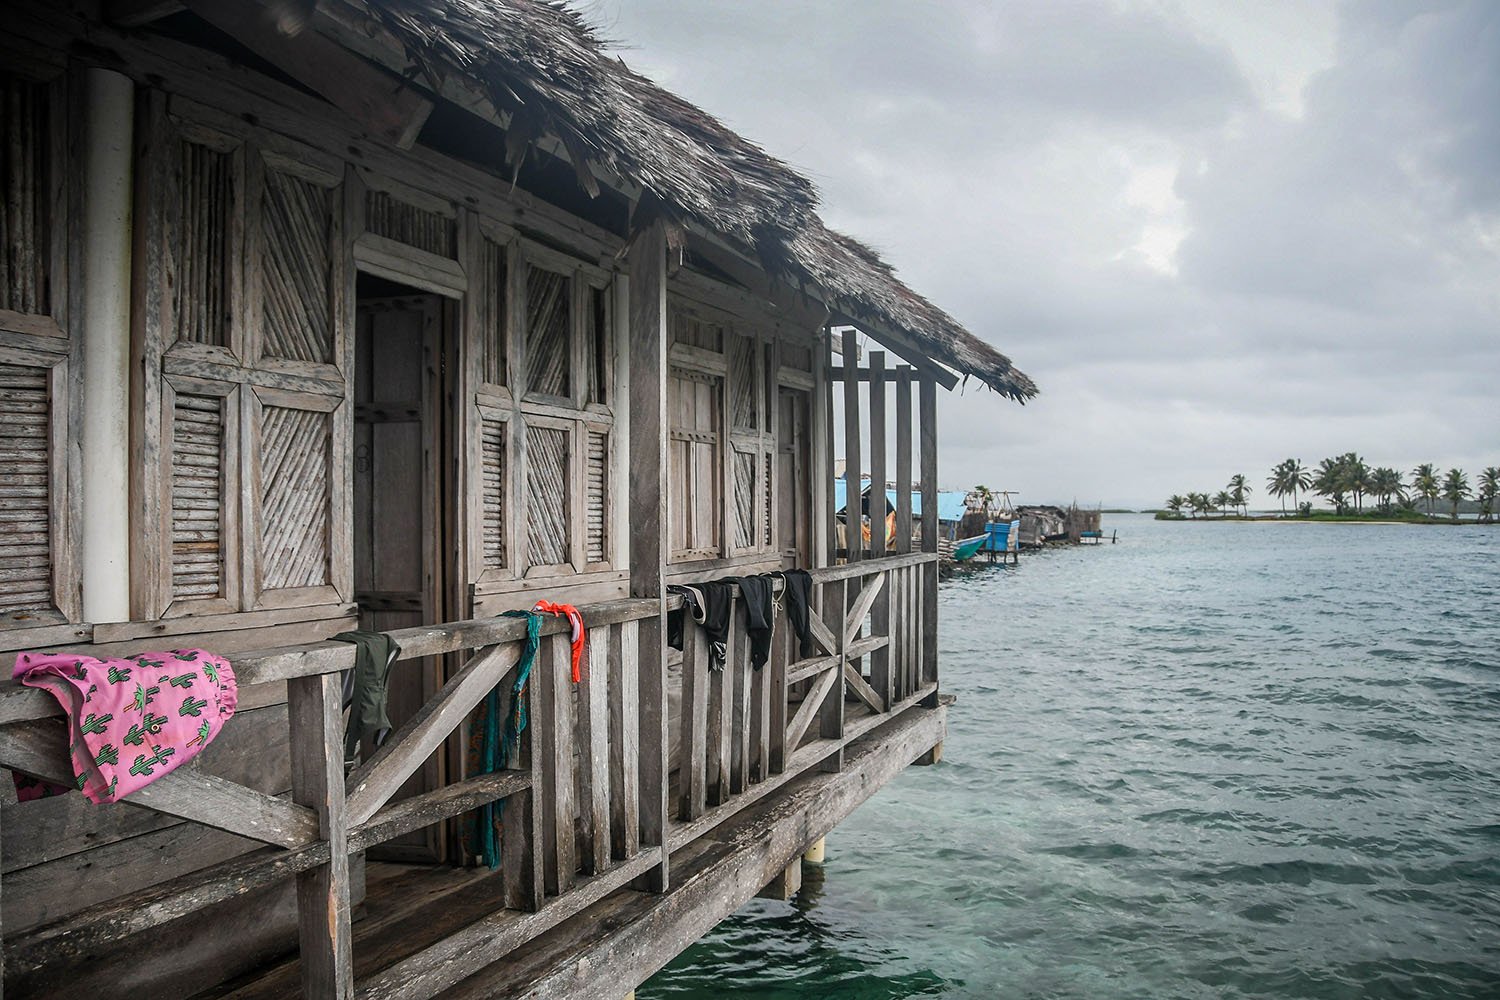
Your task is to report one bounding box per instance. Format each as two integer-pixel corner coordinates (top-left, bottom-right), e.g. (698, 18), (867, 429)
(1343, 453), (1370, 512)
(1227, 474), (1251, 516)
(1442, 468), (1469, 520)
(1188, 492), (1211, 519)
(1411, 463), (1439, 515)
(1368, 467), (1404, 512)
(1266, 460), (1292, 516)
(1479, 467), (1499, 524)
(969, 485), (995, 515)
(1289, 459), (1311, 512)
(1212, 490), (1233, 517)
(1313, 456), (1350, 514)
(1166, 494), (1185, 516)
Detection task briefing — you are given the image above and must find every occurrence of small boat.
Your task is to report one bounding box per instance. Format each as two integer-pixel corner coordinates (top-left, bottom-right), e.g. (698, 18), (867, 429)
(953, 533), (988, 561)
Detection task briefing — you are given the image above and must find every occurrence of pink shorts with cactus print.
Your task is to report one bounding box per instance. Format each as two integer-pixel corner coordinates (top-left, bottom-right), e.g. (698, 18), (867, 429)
(12, 648), (237, 803)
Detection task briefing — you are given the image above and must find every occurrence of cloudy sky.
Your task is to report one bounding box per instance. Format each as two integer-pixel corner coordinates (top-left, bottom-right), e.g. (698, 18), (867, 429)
(594, 0), (1497, 508)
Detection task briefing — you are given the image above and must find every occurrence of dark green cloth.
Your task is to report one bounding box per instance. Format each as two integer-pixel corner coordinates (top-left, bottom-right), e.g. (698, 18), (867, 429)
(332, 630), (400, 763)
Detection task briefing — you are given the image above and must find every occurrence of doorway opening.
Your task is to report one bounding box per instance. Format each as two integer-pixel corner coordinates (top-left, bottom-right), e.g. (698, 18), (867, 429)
(352, 271), (461, 862)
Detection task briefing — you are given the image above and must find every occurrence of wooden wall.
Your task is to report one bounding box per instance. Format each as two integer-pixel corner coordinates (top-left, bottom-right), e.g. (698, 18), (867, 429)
(0, 6), (834, 992)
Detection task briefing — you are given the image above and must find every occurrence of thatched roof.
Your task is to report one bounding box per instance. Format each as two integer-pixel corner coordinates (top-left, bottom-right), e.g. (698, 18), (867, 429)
(358, 0), (1036, 400)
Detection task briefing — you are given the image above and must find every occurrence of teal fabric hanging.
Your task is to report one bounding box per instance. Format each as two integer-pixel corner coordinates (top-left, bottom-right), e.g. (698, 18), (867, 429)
(465, 610), (542, 869)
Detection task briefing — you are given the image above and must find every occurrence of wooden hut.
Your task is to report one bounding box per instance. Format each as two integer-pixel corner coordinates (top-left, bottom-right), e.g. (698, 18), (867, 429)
(0, 2), (1036, 997)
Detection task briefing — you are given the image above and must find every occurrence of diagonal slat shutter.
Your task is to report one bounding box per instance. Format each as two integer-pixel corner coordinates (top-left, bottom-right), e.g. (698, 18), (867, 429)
(260, 404), (331, 590)
(525, 424), (570, 567)
(260, 168), (333, 364)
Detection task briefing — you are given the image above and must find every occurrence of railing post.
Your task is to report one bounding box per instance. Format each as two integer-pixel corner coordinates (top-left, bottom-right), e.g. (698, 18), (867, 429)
(868, 353), (891, 711)
(919, 375), (940, 701)
(841, 328), (862, 564)
(627, 219), (670, 892)
(287, 672), (353, 1000)
(819, 579), (845, 772)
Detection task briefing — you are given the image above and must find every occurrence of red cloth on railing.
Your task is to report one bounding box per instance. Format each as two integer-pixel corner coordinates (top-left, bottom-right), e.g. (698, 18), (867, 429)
(531, 600), (585, 682)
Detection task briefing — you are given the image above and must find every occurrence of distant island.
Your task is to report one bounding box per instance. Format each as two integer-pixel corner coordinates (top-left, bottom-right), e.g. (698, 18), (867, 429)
(1159, 454), (1498, 523)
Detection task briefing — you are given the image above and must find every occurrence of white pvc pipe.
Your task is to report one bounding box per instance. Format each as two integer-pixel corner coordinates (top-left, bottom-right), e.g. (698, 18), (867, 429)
(79, 68), (134, 624)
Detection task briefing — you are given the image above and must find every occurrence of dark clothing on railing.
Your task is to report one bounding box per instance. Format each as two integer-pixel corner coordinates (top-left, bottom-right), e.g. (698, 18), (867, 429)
(728, 575), (774, 670)
(667, 582), (734, 669)
(775, 569), (817, 659)
(333, 630), (400, 770)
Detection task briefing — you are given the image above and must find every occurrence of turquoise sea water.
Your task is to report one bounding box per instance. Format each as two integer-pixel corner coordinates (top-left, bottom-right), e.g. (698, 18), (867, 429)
(642, 514), (1500, 998)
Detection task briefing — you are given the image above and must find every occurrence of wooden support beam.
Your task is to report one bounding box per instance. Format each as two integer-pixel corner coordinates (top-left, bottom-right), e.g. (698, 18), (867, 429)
(540, 635), (576, 896)
(678, 627), (708, 821)
(829, 313), (961, 391)
(804, 605), (839, 657)
(607, 620), (640, 861)
(627, 220), (671, 892)
(106, 0), (185, 27)
(182, 0), (433, 149)
(895, 367), (914, 556)
(842, 572), (886, 648)
(579, 626), (611, 875)
(731, 603), (752, 795)
(784, 664), (838, 753)
(501, 677), (545, 912)
(756, 857), (802, 901)
(868, 353), (887, 562)
(287, 671), (353, 1000)
(818, 581), (845, 772)
(768, 600), (789, 774)
(344, 642), (516, 826)
(820, 328), (837, 567)
(919, 375), (940, 692)
(0, 722), (319, 849)
(841, 328), (862, 564)
(843, 662), (885, 715)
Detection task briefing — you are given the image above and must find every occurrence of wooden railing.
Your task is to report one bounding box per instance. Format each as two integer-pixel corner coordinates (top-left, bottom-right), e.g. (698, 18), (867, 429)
(0, 555), (937, 998)
(671, 552), (937, 837)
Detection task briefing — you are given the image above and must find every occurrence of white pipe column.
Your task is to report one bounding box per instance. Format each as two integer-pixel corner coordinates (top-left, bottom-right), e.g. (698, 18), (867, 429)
(79, 68), (134, 623)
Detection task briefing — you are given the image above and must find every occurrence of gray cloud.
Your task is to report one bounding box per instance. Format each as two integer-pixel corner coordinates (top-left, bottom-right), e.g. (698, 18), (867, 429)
(594, 0), (1499, 507)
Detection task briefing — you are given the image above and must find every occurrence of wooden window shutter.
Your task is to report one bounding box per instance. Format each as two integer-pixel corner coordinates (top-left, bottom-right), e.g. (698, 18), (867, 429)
(259, 167), (335, 365)
(524, 422), (571, 567)
(257, 398), (333, 592)
(170, 139), (237, 349)
(164, 381), (238, 610)
(585, 428), (608, 565)
(524, 265), (571, 399)
(481, 415), (506, 570)
(0, 74), (52, 317)
(0, 356), (62, 619)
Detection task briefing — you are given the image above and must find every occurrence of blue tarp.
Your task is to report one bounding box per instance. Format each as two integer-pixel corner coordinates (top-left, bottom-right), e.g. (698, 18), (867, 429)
(833, 478), (968, 523)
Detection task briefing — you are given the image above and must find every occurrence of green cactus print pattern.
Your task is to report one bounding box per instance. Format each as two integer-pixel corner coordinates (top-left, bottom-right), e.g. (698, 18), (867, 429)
(12, 647), (236, 804)
(128, 744), (175, 777)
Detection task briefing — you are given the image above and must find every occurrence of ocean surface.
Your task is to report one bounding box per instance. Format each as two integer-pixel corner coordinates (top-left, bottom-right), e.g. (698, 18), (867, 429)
(642, 513), (1500, 999)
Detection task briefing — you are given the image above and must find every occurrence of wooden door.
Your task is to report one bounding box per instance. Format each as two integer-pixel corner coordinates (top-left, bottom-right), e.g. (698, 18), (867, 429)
(353, 294), (449, 862)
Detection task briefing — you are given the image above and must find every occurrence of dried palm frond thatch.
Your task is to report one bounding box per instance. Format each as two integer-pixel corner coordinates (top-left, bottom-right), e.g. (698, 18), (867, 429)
(356, 0), (1036, 400)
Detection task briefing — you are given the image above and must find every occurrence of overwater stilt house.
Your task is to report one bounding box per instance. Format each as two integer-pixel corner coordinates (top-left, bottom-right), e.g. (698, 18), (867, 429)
(0, 2), (1036, 996)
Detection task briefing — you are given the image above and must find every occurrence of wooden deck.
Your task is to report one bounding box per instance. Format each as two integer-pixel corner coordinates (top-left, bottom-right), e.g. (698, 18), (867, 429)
(0, 552), (942, 999)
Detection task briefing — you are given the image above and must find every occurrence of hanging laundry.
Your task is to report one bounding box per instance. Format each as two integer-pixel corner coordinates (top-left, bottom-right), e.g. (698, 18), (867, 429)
(465, 601), (583, 870)
(332, 630), (401, 772)
(532, 600), (585, 681)
(666, 581), (735, 669)
(12, 648), (237, 804)
(727, 575), (775, 670)
(776, 569), (817, 658)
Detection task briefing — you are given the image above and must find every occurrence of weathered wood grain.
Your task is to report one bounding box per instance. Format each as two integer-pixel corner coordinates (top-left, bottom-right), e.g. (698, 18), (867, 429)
(287, 671), (353, 999)
(344, 642), (516, 826)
